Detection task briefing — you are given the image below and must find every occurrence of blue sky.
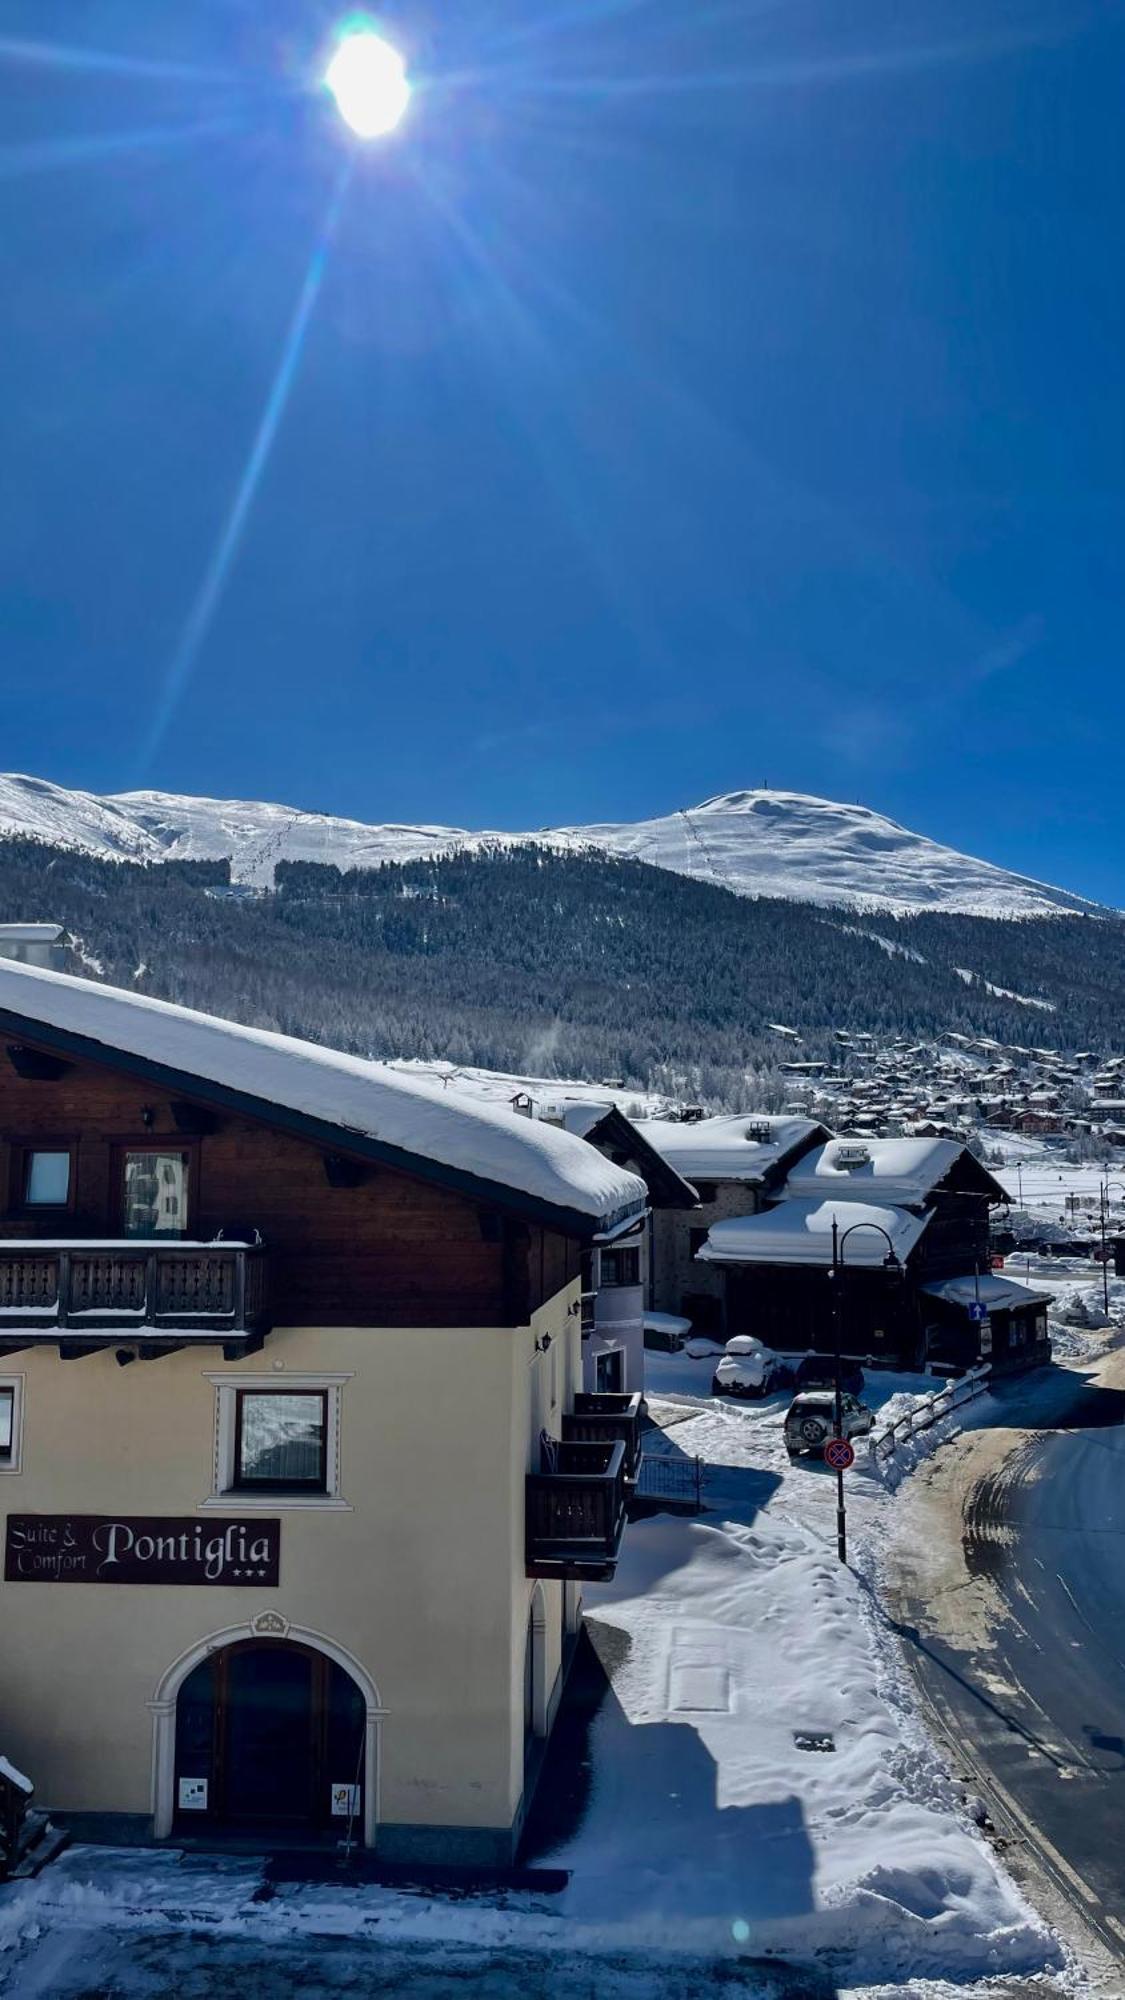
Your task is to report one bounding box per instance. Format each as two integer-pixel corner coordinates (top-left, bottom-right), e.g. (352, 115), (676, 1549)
(2, 0), (1123, 901)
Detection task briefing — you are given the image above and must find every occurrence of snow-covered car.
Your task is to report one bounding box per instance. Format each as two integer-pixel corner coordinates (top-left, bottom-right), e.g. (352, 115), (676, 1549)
(784, 1391), (874, 1458)
(711, 1335), (787, 1400)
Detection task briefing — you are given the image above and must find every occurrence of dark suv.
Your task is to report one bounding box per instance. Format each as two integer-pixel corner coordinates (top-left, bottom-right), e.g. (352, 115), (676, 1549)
(784, 1391), (874, 1459)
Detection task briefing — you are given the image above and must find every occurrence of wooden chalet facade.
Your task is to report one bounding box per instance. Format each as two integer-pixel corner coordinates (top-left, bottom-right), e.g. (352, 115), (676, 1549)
(548, 1103), (697, 1395)
(632, 1115), (831, 1336)
(0, 960), (647, 1862)
(699, 1139), (1051, 1376)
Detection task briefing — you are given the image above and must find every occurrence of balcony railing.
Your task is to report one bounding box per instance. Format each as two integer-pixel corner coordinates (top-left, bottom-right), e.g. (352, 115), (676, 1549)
(526, 1437), (627, 1581)
(0, 1242), (269, 1349)
(563, 1391), (643, 1482)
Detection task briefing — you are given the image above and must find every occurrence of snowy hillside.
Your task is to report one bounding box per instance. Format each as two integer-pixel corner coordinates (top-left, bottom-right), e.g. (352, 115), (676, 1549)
(570, 790), (1105, 918)
(0, 773), (1107, 917)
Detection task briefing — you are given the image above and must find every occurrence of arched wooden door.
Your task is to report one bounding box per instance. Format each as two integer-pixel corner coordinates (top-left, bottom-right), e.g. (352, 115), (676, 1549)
(174, 1639), (365, 1834)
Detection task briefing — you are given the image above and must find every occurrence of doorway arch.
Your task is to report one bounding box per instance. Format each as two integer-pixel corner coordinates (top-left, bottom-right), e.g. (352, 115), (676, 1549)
(149, 1619), (384, 1846)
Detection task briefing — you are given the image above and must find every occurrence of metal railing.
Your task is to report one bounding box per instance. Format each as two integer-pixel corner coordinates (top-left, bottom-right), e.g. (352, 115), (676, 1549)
(868, 1363), (992, 1470)
(526, 1438), (627, 1576)
(563, 1391), (643, 1481)
(0, 1760), (32, 1882)
(634, 1452), (705, 1511)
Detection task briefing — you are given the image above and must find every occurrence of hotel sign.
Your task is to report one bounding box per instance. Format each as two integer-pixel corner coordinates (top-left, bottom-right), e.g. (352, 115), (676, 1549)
(4, 1515), (280, 1587)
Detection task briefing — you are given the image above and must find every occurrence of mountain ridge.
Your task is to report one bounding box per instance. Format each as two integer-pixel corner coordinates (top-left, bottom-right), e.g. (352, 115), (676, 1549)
(0, 773), (1110, 920)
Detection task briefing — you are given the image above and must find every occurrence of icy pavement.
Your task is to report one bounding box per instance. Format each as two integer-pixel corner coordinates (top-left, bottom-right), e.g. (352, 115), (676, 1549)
(0, 1354), (1090, 1999)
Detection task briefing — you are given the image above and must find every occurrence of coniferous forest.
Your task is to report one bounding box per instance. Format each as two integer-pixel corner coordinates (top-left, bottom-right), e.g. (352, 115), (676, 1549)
(0, 836), (1122, 1100)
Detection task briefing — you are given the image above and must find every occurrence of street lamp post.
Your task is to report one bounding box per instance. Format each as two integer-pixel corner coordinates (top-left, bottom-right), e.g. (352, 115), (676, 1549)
(829, 1217), (902, 1565)
(1099, 1181), (1125, 1318)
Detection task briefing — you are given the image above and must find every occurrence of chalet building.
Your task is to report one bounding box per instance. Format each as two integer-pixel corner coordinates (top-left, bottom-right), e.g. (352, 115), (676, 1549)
(0, 961), (648, 1862)
(0, 925), (69, 973)
(545, 1104), (696, 1395)
(697, 1138), (1051, 1375)
(632, 1116), (830, 1335)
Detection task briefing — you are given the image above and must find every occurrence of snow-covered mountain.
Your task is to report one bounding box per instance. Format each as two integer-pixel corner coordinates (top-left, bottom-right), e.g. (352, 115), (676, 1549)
(0, 774), (1106, 918)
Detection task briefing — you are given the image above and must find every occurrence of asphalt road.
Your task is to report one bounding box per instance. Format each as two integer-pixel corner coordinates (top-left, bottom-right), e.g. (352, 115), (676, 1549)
(898, 1369), (1125, 1961)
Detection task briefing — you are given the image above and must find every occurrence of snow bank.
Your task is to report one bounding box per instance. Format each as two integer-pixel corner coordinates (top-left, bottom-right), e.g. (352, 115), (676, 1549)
(552, 1508), (1055, 1982)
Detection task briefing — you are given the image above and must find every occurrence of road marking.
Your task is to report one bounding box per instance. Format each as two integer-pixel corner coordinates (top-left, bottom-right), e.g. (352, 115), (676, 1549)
(1056, 1570), (1095, 1633)
(922, 1681), (1102, 1908)
(1106, 1914), (1125, 1943)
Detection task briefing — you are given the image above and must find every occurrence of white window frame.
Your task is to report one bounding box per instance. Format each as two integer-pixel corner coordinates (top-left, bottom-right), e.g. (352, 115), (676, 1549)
(202, 1372), (353, 1510)
(0, 1375), (25, 1476)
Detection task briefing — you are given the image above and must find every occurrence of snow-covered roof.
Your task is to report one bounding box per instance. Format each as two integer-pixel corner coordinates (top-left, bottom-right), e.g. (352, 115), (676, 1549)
(919, 1274), (1051, 1314)
(0, 961), (646, 1232)
(697, 1199), (932, 1268)
(634, 1114), (824, 1185)
(0, 923), (63, 943)
(782, 1137), (1001, 1208)
(559, 1102), (614, 1139)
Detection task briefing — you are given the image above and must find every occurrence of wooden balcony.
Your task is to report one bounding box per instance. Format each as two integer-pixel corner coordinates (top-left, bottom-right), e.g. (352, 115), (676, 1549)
(526, 1437), (627, 1581)
(0, 1242), (269, 1356)
(563, 1391), (643, 1482)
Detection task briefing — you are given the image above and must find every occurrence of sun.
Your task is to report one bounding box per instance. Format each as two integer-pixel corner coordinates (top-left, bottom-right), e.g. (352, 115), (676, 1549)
(324, 23), (411, 139)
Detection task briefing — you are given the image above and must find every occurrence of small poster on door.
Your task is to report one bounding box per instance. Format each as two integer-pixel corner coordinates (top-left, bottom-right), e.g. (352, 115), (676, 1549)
(178, 1777), (208, 1811)
(330, 1783), (361, 1817)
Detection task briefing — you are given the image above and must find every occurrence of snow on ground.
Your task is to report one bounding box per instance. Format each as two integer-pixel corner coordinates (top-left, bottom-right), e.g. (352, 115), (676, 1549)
(1, 1359), (1082, 1998)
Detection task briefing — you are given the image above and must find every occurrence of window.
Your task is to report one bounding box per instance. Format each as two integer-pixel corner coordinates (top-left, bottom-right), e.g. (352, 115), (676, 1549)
(0, 1378), (23, 1474)
(595, 1349), (624, 1393)
(689, 1227), (708, 1259)
(600, 1246), (640, 1288)
(23, 1150), (72, 1207)
(9, 1144), (75, 1212)
(693, 1183), (718, 1205)
(206, 1374), (351, 1509)
(121, 1149), (190, 1238)
(233, 1391), (328, 1492)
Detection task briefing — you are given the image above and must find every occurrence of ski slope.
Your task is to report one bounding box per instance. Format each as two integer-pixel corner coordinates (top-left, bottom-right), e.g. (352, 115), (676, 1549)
(0, 774), (1107, 916)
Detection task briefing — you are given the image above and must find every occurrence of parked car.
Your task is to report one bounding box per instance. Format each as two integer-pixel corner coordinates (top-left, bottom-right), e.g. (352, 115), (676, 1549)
(794, 1355), (865, 1396)
(784, 1391), (874, 1459)
(712, 1335), (789, 1400)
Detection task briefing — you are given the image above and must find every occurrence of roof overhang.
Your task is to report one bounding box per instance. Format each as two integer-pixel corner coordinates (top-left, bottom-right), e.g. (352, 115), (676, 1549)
(0, 1006), (645, 1243)
(581, 1107), (699, 1209)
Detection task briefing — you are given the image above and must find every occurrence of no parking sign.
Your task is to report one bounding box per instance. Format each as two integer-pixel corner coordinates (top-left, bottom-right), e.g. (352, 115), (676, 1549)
(824, 1436), (855, 1472)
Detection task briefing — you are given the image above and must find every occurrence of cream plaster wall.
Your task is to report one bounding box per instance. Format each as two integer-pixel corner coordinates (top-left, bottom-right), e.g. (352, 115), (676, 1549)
(0, 1286), (577, 1851)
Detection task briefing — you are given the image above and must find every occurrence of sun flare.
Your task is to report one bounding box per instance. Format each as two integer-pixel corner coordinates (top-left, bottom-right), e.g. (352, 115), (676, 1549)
(324, 24), (410, 139)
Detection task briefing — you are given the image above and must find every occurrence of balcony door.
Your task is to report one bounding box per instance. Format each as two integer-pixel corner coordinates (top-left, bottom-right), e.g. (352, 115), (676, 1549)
(117, 1146), (191, 1239)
